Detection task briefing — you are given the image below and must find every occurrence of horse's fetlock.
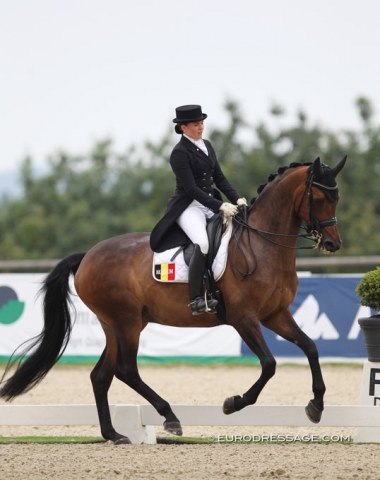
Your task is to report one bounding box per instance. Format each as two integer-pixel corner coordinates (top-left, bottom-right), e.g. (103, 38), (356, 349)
(157, 400), (172, 418)
(314, 385), (326, 399)
(234, 395), (247, 411)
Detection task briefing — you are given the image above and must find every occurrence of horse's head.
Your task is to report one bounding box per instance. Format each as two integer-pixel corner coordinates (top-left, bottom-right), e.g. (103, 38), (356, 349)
(295, 156), (347, 252)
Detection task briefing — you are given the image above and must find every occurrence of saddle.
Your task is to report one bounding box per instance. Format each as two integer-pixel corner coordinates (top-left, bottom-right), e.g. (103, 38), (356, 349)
(152, 213), (230, 323)
(174, 213), (226, 268)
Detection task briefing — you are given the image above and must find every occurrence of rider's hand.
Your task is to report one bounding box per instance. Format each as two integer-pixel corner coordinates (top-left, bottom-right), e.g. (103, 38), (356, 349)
(219, 202), (238, 223)
(237, 197), (248, 207)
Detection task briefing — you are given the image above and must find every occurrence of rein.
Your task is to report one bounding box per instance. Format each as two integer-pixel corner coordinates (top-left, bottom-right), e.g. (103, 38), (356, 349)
(232, 212), (321, 250)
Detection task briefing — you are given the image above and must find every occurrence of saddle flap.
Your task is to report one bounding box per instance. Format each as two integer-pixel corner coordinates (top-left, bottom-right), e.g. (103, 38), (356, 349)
(206, 213), (225, 269)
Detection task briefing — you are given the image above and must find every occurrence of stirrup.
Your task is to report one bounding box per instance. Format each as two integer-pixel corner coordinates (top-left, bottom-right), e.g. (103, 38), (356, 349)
(206, 292), (218, 309)
(189, 297), (207, 315)
(204, 292), (218, 315)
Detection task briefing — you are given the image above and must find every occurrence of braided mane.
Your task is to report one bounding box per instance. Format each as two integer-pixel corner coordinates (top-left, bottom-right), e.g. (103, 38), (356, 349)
(257, 162), (312, 195)
(248, 162), (312, 205)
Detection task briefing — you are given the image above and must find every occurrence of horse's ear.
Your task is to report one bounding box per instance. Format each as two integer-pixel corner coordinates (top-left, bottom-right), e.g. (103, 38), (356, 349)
(332, 155), (347, 177)
(313, 157), (322, 177)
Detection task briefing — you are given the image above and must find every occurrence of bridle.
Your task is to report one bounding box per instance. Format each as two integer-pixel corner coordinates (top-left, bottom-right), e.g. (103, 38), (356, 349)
(233, 164), (339, 249)
(295, 165), (338, 239)
(230, 165), (339, 278)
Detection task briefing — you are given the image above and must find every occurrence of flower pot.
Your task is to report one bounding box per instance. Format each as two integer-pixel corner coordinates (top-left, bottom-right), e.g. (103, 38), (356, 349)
(359, 316), (380, 362)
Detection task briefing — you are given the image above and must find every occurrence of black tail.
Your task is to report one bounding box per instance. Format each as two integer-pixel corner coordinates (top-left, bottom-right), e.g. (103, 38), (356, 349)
(0, 252), (86, 400)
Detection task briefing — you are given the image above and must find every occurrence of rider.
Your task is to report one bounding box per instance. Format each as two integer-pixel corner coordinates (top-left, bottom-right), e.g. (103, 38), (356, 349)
(150, 104), (247, 315)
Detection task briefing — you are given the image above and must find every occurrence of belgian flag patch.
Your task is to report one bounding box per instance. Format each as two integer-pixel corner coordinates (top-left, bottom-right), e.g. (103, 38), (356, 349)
(154, 263), (176, 281)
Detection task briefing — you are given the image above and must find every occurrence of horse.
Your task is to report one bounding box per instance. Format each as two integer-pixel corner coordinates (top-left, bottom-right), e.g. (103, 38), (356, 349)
(0, 156), (347, 444)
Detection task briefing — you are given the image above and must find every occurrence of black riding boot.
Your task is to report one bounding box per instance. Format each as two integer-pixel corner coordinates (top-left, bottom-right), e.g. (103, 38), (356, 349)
(188, 244), (218, 315)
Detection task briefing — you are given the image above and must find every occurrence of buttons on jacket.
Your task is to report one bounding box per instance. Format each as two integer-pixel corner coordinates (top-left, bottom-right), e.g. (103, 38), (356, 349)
(197, 171), (214, 195)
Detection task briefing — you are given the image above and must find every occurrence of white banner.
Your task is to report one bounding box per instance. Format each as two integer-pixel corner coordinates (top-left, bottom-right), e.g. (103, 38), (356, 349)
(0, 274), (106, 357)
(0, 274), (241, 359)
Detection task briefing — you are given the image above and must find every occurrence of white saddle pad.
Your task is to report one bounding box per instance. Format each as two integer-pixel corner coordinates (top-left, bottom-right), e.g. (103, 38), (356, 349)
(152, 220), (233, 283)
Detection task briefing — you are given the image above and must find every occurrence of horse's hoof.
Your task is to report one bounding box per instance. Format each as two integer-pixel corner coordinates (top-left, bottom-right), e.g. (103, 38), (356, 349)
(113, 436), (132, 445)
(305, 400), (323, 424)
(164, 420), (183, 436)
(223, 396), (238, 415)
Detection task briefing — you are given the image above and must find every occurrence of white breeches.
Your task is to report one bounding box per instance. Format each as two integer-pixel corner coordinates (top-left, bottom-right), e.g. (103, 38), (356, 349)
(176, 200), (215, 254)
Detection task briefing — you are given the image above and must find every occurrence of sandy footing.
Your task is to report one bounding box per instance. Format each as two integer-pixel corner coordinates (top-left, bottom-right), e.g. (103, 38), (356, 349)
(0, 364), (378, 479)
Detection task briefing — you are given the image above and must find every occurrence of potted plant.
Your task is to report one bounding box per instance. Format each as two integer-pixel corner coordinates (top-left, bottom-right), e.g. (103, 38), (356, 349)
(356, 266), (380, 361)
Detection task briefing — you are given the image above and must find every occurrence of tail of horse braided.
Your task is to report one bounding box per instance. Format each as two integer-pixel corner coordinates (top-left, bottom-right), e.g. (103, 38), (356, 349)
(0, 252), (86, 400)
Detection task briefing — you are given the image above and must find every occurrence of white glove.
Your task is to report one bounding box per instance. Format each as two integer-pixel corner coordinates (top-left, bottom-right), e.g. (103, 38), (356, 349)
(219, 202), (238, 223)
(237, 197), (248, 207)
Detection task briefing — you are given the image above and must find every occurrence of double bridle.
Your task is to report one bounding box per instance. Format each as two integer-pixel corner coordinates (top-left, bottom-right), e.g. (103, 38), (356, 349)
(230, 166), (339, 277)
(296, 165), (338, 238)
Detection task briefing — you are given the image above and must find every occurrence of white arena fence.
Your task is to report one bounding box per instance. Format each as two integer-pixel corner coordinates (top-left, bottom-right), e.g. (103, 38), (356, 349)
(0, 403), (379, 444)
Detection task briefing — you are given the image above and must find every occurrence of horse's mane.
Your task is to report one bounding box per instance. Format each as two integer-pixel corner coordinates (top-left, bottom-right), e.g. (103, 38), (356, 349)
(251, 162), (312, 204)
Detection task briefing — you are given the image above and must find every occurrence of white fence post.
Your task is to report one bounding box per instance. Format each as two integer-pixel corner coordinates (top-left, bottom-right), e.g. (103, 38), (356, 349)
(111, 405), (156, 444)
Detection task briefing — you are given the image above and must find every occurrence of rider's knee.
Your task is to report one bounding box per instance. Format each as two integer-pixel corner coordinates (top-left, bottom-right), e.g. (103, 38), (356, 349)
(198, 240), (209, 255)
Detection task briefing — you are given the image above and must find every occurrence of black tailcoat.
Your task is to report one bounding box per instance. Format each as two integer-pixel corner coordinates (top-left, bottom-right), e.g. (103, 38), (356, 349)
(150, 136), (240, 252)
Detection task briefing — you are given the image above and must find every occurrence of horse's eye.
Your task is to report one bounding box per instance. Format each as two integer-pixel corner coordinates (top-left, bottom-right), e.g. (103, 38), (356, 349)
(314, 197), (324, 207)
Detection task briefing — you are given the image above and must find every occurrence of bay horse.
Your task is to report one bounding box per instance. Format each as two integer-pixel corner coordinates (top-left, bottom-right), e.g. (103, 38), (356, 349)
(0, 156), (346, 444)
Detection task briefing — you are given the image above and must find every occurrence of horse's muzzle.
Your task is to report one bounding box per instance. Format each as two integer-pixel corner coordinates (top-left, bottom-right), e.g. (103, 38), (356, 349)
(321, 235), (341, 252)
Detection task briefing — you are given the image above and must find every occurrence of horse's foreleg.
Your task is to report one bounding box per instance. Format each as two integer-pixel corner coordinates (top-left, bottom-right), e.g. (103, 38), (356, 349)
(116, 329), (182, 437)
(263, 310), (326, 423)
(224, 318), (276, 414)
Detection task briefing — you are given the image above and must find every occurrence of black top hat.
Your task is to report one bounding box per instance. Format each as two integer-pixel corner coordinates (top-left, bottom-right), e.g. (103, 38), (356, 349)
(173, 105), (208, 124)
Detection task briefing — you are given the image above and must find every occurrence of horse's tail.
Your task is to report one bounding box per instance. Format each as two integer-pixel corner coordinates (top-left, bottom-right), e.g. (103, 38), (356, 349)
(0, 252), (86, 400)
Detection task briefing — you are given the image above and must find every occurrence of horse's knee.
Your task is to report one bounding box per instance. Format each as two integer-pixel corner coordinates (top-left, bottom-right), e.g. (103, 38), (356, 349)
(262, 357), (276, 379)
(305, 340), (319, 361)
(297, 336), (319, 359)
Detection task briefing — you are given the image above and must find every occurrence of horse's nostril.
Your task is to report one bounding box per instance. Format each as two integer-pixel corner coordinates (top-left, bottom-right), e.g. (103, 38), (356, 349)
(324, 240), (340, 252)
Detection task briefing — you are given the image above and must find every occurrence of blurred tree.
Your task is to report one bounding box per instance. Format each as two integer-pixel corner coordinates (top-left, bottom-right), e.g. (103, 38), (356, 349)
(0, 98), (378, 259)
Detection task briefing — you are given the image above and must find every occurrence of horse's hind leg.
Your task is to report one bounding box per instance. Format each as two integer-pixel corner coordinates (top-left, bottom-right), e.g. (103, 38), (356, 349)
(224, 317), (277, 414)
(263, 310), (326, 423)
(115, 326), (183, 437)
(90, 328), (131, 444)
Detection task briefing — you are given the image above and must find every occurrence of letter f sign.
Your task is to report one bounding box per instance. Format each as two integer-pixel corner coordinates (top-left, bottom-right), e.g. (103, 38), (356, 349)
(369, 368), (380, 396)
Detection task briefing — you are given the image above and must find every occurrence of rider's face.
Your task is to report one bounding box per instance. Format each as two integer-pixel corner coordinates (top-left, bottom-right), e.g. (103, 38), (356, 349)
(181, 120), (204, 140)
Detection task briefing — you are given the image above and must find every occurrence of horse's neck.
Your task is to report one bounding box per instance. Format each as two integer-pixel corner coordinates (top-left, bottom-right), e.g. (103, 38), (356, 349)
(240, 176), (303, 273)
(249, 181), (301, 243)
